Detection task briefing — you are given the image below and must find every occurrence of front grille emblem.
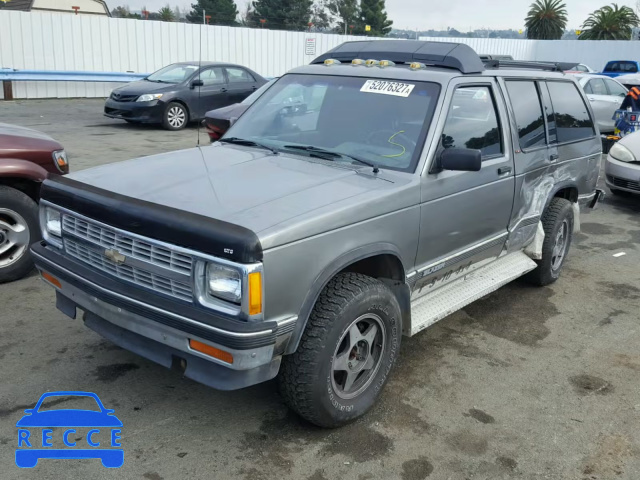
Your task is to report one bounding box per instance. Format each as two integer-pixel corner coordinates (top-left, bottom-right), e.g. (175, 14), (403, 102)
(105, 248), (126, 265)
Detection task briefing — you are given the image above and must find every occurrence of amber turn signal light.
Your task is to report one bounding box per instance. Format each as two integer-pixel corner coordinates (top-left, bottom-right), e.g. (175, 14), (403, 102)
(248, 272), (262, 315)
(41, 271), (62, 289)
(189, 339), (233, 364)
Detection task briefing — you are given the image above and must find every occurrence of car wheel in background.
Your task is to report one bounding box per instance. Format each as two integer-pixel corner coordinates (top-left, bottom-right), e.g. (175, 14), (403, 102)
(278, 272), (402, 428)
(0, 186), (40, 283)
(525, 197), (574, 286)
(163, 102), (188, 130)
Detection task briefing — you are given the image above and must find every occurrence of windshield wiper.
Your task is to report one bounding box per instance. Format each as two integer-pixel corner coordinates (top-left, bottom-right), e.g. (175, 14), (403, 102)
(219, 137), (279, 155)
(283, 145), (379, 173)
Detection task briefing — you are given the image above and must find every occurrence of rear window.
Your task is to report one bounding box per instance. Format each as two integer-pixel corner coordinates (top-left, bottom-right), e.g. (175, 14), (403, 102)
(606, 61), (638, 73)
(546, 81), (595, 143)
(506, 81), (545, 149)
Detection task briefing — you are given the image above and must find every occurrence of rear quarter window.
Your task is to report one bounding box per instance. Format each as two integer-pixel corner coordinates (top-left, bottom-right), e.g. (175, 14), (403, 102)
(505, 80), (545, 149)
(546, 81), (595, 143)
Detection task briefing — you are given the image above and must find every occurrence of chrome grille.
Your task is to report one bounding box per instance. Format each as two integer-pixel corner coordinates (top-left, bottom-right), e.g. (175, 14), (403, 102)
(61, 213), (194, 302)
(62, 215), (192, 273)
(65, 238), (193, 302)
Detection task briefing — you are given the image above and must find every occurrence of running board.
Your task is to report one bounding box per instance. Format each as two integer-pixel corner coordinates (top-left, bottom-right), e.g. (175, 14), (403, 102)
(407, 252), (537, 336)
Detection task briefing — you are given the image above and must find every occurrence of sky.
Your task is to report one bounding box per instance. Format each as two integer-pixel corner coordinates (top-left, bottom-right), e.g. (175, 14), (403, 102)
(105, 0), (638, 31)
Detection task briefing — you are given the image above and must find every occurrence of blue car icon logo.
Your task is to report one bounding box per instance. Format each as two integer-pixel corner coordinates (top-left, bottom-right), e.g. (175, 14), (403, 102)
(16, 391), (123, 468)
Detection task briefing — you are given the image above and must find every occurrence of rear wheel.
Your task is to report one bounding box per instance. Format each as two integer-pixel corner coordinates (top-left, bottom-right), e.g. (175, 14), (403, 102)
(525, 197), (574, 286)
(163, 102), (188, 130)
(0, 186), (39, 283)
(279, 273), (402, 428)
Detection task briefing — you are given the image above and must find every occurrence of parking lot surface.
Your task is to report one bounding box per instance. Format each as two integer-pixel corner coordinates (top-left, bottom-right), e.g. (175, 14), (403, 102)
(1, 99), (640, 480)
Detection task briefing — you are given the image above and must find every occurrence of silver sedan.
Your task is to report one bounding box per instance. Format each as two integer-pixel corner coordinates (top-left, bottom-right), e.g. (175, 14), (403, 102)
(572, 74), (627, 133)
(606, 131), (640, 195)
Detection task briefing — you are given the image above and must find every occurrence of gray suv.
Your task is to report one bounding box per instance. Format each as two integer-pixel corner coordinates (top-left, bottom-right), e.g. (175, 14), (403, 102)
(32, 41), (603, 428)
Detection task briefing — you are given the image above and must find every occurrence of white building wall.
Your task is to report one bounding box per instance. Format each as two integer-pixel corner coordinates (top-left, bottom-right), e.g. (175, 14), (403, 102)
(0, 10), (636, 100)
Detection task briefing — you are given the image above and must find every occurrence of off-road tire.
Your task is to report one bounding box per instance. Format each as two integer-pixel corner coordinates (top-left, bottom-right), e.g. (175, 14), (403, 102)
(162, 102), (188, 130)
(0, 186), (39, 283)
(525, 197), (574, 286)
(278, 272), (402, 428)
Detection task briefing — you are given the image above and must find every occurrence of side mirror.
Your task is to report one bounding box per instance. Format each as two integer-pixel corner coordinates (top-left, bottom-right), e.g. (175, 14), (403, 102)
(439, 148), (482, 172)
(191, 79), (204, 89)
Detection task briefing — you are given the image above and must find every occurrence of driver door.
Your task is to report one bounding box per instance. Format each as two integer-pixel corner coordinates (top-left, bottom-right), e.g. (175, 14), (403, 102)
(413, 78), (515, 295)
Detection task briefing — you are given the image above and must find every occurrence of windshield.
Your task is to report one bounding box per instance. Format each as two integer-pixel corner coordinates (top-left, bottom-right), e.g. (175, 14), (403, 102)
(225, 74), (440, 172)
(147, 64), (199, 83)
(241, 78), (277, 105)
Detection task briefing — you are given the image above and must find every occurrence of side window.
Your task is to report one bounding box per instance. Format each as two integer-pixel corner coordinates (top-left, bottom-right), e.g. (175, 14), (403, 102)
(199, 67), (225, 86)
(506, 80), (545, 149)
(546, 81), (595, 143)
(605, 79), (627, 97)
(606, 62), (619, 72)
(583, 82), (593, 94)
(588, 78), (608, 95)
(441, 86), (503, 159)
(622, 62), (638, 73)
(225, 67), (255, 83)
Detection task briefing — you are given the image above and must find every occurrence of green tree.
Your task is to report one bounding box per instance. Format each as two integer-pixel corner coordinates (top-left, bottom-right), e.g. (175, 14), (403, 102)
(327, 0), (358, 34)
(187, 0), (239, 25)
(357, 0), (392, 36)
(524, 0), (567, 39)
(310, 1), (332, 30)
(579, 3), (640, 40)
(111, 5), (141, 18)
(251, 0), (313, 30)
(158, 5), (176, 21)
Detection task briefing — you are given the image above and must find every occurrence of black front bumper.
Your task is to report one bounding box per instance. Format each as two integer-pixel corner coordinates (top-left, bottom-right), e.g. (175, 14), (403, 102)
(104, 98), (165, 123)
(83, 311), (281, 391)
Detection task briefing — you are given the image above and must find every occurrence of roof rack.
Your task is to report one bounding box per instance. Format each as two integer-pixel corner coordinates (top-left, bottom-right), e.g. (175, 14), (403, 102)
(483, 60), (578, 72)
(311, 40), (485, 74)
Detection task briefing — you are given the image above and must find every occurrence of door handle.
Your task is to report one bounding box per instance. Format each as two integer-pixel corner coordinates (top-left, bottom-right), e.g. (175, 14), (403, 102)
(220, 88), (228, 93)
(549, 153), (559, 162)
(498, 166), (512, 175)
(251, 85), (258, 91)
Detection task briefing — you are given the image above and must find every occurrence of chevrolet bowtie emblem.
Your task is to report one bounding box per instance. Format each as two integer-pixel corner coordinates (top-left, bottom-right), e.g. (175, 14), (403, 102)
(104, 248), (126, 265)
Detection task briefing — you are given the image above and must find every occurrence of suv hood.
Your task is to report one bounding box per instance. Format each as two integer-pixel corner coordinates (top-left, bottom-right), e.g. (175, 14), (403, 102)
(69, 144), (414, 249)
(0, 123), (63, 156)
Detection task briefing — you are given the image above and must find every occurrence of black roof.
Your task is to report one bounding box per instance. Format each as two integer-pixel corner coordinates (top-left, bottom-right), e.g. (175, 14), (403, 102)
(312, 40), (485, 74)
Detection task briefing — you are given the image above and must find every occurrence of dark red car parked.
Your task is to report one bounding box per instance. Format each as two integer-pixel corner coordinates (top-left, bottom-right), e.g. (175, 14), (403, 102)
(0, 123), (68, 282)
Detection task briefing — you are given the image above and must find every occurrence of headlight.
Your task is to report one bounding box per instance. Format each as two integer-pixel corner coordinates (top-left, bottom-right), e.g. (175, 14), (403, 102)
(136, 93), (163, 102)
(609, 142), (636, 163)
(206, 263), (241, 304)
(52, 150), (69, 173)
(45, 207), (62, 237)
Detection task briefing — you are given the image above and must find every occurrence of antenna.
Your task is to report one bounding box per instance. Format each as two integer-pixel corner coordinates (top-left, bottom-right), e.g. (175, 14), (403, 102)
(196, 9), (204, 146)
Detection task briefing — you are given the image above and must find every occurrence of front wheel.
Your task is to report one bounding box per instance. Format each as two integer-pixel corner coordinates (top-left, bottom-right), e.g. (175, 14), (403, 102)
(525, 197), (574, 286)
(279, 273), (402, 428)
(162, 102), (188, 130)
(0, 186), (39, 283)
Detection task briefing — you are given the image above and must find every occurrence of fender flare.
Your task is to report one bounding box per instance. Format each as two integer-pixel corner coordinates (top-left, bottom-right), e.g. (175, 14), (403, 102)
(284, 243), (409, 355)
(543, 180), (578, 212)
(0, 159), (48, 183)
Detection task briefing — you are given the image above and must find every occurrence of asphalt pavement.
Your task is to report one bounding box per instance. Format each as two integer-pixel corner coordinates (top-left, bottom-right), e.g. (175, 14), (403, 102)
(1, 99), (639, 480)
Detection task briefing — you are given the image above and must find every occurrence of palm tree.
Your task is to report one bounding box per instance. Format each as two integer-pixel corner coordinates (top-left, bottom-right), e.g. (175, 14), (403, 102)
(579, 4), (640, 40)
(525, 0), (568, 40)
(158, 5), (176, 22)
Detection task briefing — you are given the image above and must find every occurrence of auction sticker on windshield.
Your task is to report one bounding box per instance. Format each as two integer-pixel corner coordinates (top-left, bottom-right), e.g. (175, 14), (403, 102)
(360, 80), (415, 97)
